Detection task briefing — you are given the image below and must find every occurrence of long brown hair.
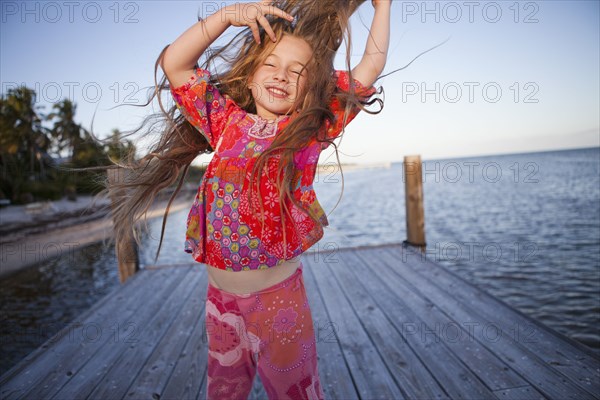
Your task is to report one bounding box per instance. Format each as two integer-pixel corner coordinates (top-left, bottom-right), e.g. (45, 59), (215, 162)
(106, 0), (383, 261)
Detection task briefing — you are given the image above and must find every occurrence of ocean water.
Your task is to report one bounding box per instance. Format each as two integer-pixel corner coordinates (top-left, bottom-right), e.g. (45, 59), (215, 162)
(1, 146), (598, 376)
(310, 147), (600, 351)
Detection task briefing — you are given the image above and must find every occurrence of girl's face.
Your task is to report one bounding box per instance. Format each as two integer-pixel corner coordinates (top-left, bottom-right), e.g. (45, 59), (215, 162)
(248, 35), (313, 120)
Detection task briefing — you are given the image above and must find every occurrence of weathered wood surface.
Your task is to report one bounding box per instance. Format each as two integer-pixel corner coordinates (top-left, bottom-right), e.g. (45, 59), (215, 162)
(1, 243), (598, 399)
(404, 155), (426, 247)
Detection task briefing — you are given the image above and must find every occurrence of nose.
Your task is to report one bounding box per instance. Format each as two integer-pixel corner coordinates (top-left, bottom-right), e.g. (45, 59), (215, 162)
(272, 67), (288, 83)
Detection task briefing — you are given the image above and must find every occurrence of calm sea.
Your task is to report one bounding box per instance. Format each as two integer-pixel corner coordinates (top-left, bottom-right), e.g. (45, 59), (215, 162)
(1, 146), (598, 376)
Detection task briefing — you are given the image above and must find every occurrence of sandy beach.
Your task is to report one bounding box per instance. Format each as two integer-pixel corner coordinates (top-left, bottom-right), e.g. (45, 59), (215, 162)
(0, 194), (194, 279)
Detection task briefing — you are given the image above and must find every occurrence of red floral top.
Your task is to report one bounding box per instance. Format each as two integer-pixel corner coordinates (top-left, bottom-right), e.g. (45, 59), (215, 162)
(171, 67), (376, 271)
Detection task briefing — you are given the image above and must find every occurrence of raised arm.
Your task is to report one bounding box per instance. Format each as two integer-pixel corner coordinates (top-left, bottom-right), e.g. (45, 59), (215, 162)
(161, 9), (230, 88)
(351, 0), (392, 88)
(161, 2), (294, 88)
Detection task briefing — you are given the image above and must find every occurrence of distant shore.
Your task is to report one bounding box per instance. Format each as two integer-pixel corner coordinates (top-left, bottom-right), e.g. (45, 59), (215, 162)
(0, 162), (392, 279)
(0, 193), (194, 279)
(315, 161), (392, 174)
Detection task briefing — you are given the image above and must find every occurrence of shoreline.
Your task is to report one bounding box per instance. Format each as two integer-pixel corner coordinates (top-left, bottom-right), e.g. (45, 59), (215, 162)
(0, 195), (194, 279)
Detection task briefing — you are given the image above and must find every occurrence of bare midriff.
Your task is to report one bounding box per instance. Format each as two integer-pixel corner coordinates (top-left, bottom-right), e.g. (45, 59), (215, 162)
(205, 256), (302, 295)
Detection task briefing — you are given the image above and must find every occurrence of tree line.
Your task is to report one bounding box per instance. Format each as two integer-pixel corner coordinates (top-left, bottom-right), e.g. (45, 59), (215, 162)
(0, 86), (135, 204)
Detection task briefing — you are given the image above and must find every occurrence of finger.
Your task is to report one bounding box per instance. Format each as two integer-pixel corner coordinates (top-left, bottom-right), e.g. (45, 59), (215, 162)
(262, 5), (294, 22)
(257, 14), (277, 42)
(249, 21), (261, 44)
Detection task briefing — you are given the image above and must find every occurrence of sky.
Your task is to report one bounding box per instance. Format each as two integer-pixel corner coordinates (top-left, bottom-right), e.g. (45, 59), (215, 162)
(1, 0), (599, 165)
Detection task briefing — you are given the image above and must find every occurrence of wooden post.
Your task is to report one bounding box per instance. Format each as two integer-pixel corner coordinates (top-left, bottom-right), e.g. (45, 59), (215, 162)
(403, 155), (426, 249)
(107, 168), (139, 284)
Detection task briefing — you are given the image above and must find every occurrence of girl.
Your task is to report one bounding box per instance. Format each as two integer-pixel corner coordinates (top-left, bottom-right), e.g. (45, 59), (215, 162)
(110, 0), (390, 398)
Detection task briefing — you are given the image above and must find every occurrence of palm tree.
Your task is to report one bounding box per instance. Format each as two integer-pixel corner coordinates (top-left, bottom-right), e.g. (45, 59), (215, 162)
(47, 99), (84, 160)
(0, 86), (51, 201)
(106, 128), (136, 163)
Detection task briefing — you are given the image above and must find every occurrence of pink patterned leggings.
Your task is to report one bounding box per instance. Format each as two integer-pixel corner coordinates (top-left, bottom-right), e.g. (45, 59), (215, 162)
(204, 263), (325, 399)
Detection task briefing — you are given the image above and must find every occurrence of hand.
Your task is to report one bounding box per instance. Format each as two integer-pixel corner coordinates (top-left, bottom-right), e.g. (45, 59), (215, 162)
(371, 0), (392, 9)
(224, 1), (295, 44)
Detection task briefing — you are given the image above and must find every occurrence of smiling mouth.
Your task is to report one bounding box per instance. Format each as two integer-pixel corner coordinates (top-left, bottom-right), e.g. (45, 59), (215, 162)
(266, 87), (289, 98)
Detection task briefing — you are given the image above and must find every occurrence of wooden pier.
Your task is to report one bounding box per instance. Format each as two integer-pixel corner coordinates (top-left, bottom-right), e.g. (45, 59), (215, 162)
(1, 243), (598, 399)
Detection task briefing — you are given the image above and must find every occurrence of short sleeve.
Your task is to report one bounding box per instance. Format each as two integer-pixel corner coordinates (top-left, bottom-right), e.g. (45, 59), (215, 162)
(170, 67), (232, 150)
(325, 70), (378, 143)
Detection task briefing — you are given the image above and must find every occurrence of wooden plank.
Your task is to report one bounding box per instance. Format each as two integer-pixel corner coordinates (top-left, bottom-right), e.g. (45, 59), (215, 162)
(0, 268), (159, 400)
(152, 267), (268, 400)
(161, 281), (209, 400)
(385, 244), (600, 394)
(391, 243), (600, 373)
(302, 255), (360, 400)
(195, 322), (210, 400)
(3, 243), (598, 400)
(89, 266), (202, 399)
(377, 246), (600, 400)
(122, 266), (207, 399)
(347, 247), (496, 399)
(85, 266), (203, 399)
(50, 266), (196, 399)
(492, 384), (548, 400)
(352, 246), (530, 392)
(0, 269), (150, 383)
(322, 251), (448, 399)
(330, 251), (466, 399)
(306, 253), (405, 399)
